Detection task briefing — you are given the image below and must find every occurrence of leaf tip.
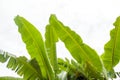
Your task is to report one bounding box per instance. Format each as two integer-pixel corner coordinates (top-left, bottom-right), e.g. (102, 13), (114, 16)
(113, 16), (120, 27)
(14, 15), (20, 20)
(49, 14), (57, 23)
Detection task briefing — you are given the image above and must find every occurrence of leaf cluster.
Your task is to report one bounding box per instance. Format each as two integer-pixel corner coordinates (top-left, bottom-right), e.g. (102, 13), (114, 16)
(0, 15), (120, 80)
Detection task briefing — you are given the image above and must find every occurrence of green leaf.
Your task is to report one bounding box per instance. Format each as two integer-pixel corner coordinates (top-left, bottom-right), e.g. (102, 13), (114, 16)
(0, 50), (43, 80)
(101, 16), (120, 71)
(14, 15), (55, 80)
(116, 72), (120, 78)
(0, 50), (9, 63)
(49, 14), (104, 78)
(0, 76), (23, 80)
(58, 58), (88, 80)
(45, 25), (58, 76)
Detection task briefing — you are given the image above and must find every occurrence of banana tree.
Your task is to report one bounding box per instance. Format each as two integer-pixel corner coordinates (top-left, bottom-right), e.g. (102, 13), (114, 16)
(0, 15), (120, 80)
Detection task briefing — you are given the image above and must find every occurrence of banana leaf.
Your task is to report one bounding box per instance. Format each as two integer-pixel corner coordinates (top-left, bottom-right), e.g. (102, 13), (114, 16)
(49, 14), (106, 79)
(0, 76), (23, 80)
(101, 16), (120, 71)
(0, 50), (43, 80)
(45, 24), (58, 76)
(14, 16), (55, 80)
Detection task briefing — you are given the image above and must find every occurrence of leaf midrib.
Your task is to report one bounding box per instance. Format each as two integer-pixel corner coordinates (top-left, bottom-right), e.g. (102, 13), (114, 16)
(112, 26), (119, 68)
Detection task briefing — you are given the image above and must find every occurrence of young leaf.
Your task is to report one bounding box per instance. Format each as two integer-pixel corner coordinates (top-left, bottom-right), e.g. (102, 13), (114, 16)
(101, 16), (120, 71)
(49, 14), (104, 77)
(45, 24), (58, 76)
(14, 16), (55, 80)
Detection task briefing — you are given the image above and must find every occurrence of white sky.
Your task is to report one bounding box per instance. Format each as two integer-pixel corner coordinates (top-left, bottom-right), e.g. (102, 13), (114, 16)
(0, 0), (120, 78)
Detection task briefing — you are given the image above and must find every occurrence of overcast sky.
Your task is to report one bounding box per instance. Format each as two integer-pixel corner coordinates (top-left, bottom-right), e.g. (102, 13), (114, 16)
(0, 0), (120, 78)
